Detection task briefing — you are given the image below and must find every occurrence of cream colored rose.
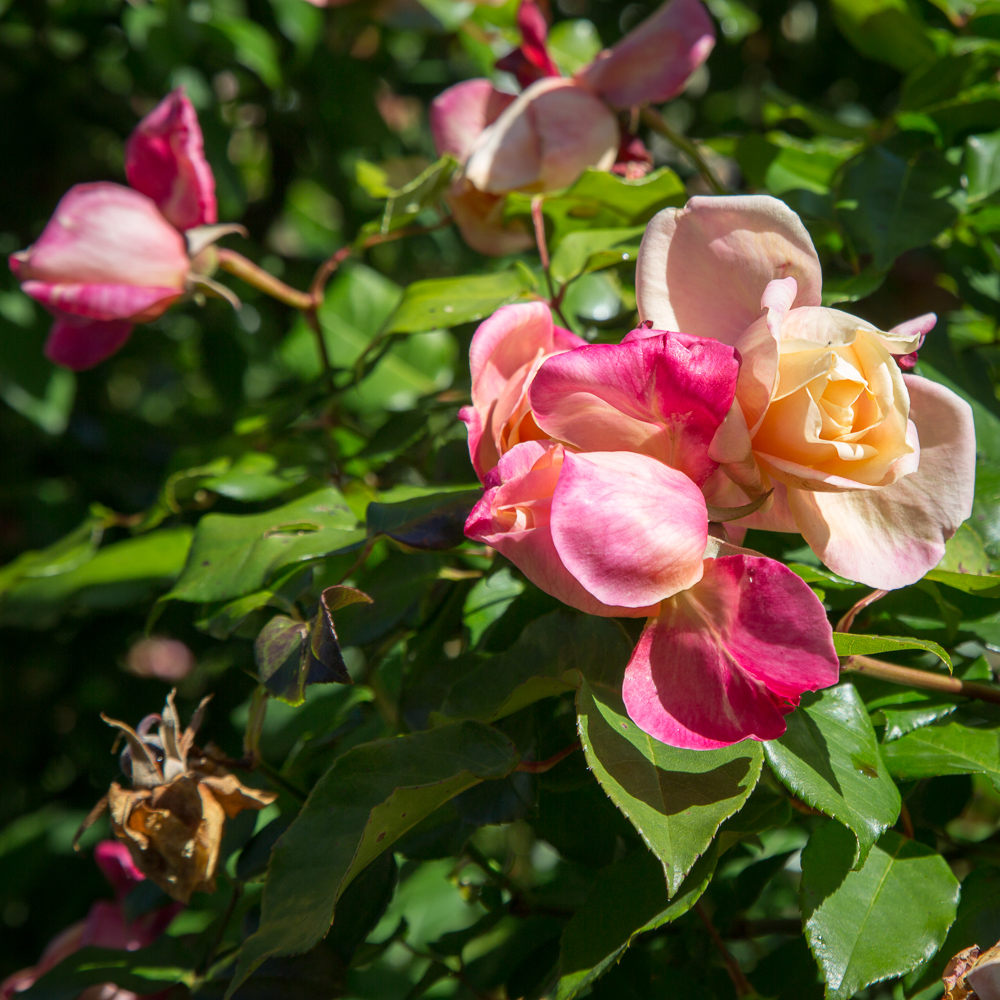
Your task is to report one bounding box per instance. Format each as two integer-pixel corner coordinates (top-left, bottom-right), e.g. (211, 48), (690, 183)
(750, 307), (916, 492)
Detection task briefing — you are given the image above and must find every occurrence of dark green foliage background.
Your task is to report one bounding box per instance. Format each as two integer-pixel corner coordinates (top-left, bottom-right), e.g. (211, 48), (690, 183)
(2, 0), (1000, 995)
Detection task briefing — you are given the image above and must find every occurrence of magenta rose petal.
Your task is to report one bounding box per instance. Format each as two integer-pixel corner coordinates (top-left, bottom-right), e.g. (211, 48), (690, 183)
(622, 555), (840, 750)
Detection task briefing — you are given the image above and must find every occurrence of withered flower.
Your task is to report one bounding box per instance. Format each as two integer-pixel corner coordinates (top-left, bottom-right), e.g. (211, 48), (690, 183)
(82, 691), (275, 903)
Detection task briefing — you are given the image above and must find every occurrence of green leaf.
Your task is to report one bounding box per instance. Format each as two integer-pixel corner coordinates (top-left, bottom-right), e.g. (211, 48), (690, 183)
(0, 527), (193, 628)
(440, 612), (631, 723)
(168, 487), (364, 604)
(966, 130), (1000, 205)
(366, 487), (483, 550)
(764, 684), (901, 867)
(462, 568), (525, 648)
(800, 822), (959, 1000)
(213, 15), (282, 87)
(506, 168), (685, 248)
(194, 566), (308, 640)
(229, 722), (518, 993)
(875, 658), (994, 741)
(548, 227), (645, 285)
(379, 155), (458, 234)
(547, 19), (602, 74)
(829, 0), (936, 72)
(576, 678), (763, 894)
(833, 632), (953, 671)
(385, 269), (536, 334)
(838, 136), (960, 271)
(555, 844), (717, 1000)
(881, 709), (1000, 781)
(20, 938), (194, 1000)
(909, 866), (1000, 994)
(200, 452), (309, 503)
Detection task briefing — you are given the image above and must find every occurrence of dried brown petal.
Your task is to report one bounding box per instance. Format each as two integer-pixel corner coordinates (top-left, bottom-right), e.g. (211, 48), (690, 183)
(969, 944), (1000, 1000)
(107, 770), (275, 903)
(199, 773), (277, 819)
(945, 945), (986, 1000)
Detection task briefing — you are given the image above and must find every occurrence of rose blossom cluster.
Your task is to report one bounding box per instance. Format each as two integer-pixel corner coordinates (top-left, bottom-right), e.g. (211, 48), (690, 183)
(9, 90), (235, 371)
(430, 0), (714, 254)
(463, 195), (976, 751)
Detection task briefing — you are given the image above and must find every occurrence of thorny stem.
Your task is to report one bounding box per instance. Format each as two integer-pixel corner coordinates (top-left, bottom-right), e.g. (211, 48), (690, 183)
(695, 901), (758, 998)
(843, 655), (1000, 707)
(530, 195), (572, 329)
(641, 107), (728, 196)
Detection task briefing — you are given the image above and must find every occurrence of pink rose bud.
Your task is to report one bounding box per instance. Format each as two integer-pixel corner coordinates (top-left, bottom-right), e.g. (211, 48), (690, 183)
(460, 301), (585, 481)
(577, 0), (716, 109)
(125, 89), (217, 232)
(9, 183), (191, 370)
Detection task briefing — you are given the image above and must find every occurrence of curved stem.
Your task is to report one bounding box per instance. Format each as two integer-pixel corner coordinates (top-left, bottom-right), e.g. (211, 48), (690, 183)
(216, 249), (314, 310)
(530, 196), (572, 328)
(641, 107), (728, 195)
(843, 655), (1000, 706)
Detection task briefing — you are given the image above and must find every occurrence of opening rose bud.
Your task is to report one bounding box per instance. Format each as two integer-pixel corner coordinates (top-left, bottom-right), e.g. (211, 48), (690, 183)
(9, 89), (235, 371)
(460, 301), (585, 481)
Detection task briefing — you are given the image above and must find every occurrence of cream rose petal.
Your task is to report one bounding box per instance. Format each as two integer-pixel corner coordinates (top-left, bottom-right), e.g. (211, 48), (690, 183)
(787, 376), (976, 589)
(635, 195), (823, 345)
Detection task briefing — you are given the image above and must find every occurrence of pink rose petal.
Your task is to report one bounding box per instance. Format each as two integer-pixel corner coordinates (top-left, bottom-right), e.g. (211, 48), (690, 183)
(578, 0), (715, 109)
(550, 450), (707, 607)
(622, 555), (839, 749)
(530, 330), (738, 484)
(636, 195), (823, 345)
(125, 89), (217, 231)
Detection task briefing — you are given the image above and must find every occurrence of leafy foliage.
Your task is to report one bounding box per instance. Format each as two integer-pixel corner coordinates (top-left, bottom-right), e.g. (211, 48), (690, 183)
(4, 0), (1000, 997)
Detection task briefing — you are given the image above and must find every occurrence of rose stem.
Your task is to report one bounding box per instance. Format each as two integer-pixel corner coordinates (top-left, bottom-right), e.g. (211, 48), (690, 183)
(843, 655), (1000, 706)
(216, 249), (314, 310)
(515, 740), (581, 773)
(694, 901), (758, 997)
(641, 107), (728, 196)
(530, 196), (572, 328)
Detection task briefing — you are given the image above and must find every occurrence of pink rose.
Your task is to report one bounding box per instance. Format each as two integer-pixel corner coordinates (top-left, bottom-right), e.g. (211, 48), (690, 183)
(431, 0), (716, 254)
(636, 195), (976, 589)
(459, 301), (585, 481)
(9, 90), (224, 370)
(466, 441), (839, 749)
(0, 841), (181, 1000)
(463, 325), (839, 749)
